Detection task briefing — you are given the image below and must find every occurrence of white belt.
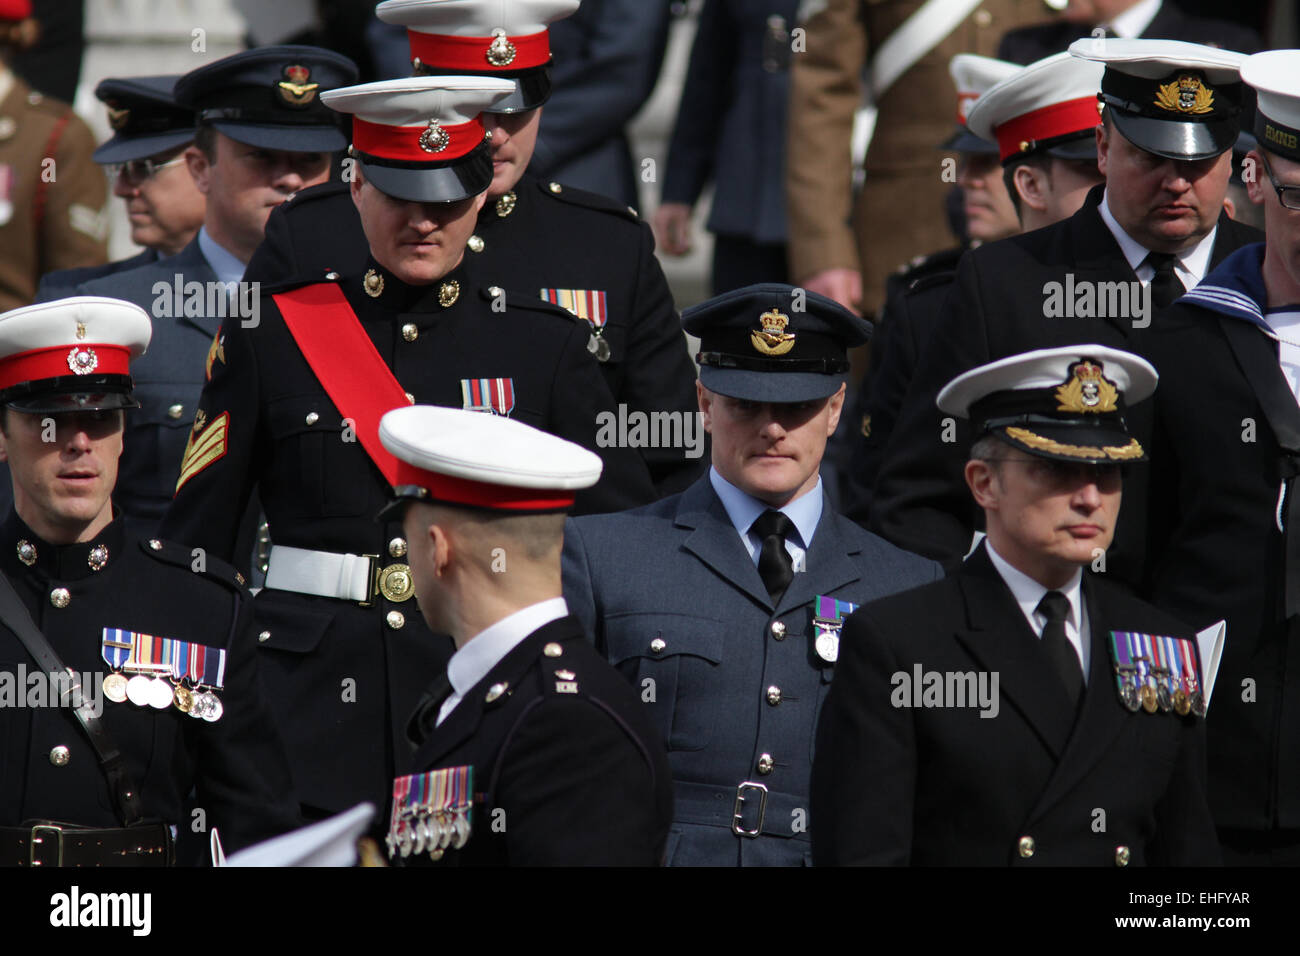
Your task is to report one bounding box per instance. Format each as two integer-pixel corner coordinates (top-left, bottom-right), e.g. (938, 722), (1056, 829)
(264, 545), (415, 605)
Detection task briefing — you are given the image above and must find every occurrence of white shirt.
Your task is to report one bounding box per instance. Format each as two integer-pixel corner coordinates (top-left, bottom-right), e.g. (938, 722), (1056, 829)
(437, 597), (569, 726)
(197, 225), (248, 286)
(709, 467), (822, 574)
(986, 541), (1090, 684)
(1106, 0), (1161, 38)
(1098, 187), (1217, 292)
(1265, 310), (1300, 405)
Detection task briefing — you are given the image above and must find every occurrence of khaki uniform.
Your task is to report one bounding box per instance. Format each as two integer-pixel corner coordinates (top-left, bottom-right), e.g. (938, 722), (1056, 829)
(785, 0), (1053, 320)
(0, 72), (107, 312)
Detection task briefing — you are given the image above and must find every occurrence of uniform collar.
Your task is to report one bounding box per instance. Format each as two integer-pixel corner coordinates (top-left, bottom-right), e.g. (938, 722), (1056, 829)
(985, 538), (1083, 636)
(1180, 242), (1274, 328)
(477, 177), (530, 227)
(446, 597), (569, 703)
(197, 226), (247, 285)
(1, 508), (126, 582)
(708, 466), (823, 551)
(1098, 187), (1217, 287)
(348, 255), (470, 315)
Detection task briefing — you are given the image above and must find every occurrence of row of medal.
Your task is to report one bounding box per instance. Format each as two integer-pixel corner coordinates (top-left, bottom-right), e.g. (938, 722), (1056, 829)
(386, 765), (474, 862)
(100, 627), (227, 722)
(811, 595), (860, 664)
(1108, 631), (1205, 717)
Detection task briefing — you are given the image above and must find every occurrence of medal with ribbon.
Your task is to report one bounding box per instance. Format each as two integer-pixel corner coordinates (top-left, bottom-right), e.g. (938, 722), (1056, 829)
(1111, 631), (1204, 717)
(387, 765), (474, 863)
(100, 628), (134, 704)
(812, 595), (859, 664)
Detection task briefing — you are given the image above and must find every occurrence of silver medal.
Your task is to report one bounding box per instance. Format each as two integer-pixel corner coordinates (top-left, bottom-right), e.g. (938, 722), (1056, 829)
(815, 630), (839, 663)
(588, 332), (611, 363)
(148, 677), (174, 709)
(126, 674), (153, 707)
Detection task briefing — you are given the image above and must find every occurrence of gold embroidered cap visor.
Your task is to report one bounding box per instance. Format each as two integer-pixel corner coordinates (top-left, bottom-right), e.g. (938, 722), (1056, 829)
(682, 283), (871, 403)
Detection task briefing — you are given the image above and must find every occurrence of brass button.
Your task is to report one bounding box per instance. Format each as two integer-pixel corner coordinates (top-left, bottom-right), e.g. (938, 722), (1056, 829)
(766, 686), (782, 706)
(1115, 845), (1131, 867)
(386, 610), (405, 630)
(49, 745), (70, 767)
(756, 753), (775, 775)
(650, 638), (666, 654)
(485, 681), (508, 703)
(305, 412), (319, 426)
(770, 620), (786, 640)
(1018, 836), (1035, 858)
(548, 181), (562, 194)
(388, 537), (407, 559)
(543, 642), (563, 658)
(401, 323), (418, 342)
(258, 630), (270, 643)
(973, 7), (992, 26)
(167, 403), (184, 419)
(468, 235), (484, 253)
(49, 588), (70, 609)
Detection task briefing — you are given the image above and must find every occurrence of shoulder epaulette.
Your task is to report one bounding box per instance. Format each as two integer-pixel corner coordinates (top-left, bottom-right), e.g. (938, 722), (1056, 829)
(137, 537), (251, 593)
(534, 179), (639, 222)
(279, 180), (349, 213)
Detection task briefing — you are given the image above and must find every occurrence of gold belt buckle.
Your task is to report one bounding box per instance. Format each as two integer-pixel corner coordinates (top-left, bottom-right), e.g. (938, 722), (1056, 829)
(29, 824), (64, 867)
(374, 560), (414, 603)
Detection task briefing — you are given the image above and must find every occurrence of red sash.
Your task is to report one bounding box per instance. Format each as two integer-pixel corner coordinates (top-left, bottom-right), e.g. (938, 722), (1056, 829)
(273, 283), (408, 486)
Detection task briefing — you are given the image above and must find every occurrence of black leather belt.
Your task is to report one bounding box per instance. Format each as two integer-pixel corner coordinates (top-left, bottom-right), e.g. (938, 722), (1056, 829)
(3, 821), (172, 867)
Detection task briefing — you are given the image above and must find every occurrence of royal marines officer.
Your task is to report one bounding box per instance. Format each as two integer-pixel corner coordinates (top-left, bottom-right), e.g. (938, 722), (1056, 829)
(381, 405), (672, 865)
(870, 39), (1262, 582)
(814, 345), (1219, 866)
(160, 76), (654, 823)
(74, 47), (358, 537)
(562, 284), (941, 866)
(1139, 50), (1300, 864)
(35, 74), (204, 301)
(244, 0), (702, 495)
(0, 296), (299, 865)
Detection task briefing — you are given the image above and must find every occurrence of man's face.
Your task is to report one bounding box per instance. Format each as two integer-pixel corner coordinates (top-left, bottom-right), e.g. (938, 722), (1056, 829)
(481, 108), (540, 197)
(113, 147), (207, 256)
(0, 409), (123, 544)
(968, 445), (1122, 582)
(1043, 156), (1106, 224)
(957, 152), (1021, 242)
(186, 132), (331, 260)
(1246, 149), (1300, 303)
(1096, 119), (1231, 252)
(698, 381), (844, 507)
(351, 173), (487, 284)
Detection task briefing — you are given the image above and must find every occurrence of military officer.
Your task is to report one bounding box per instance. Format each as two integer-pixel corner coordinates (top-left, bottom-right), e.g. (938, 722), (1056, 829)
(1139, 50), (1300, 863)
(814, 345), (1219, 866)
(73, 47), (358, 538)
(870, 40), (1262, 582)
(35, 74), (205, 301)
(381, 405), (673, 865)
(159, 76), (653, 823)
(0, 296), (300, 865)
(562, 284), (942, 866)
(244, 0), (703, 496)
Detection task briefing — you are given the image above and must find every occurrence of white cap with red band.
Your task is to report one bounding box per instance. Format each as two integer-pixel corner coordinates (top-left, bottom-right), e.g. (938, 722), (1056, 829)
(967, 52), (1105, 163)
(949, 54), (1022, 126)
(379, 404), (602, 514)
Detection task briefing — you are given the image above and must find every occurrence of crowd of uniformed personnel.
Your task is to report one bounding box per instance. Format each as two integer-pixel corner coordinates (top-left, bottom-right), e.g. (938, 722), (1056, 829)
(2, 0), (1300, 869)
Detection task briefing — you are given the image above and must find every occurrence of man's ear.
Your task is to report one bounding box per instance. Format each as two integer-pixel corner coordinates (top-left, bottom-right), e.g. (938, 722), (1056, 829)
(1013, 164), (1050, 213)
(185, 144), (212, 196)
(1095, 123), (1109, 178)
(430, 522), (452, 578)
(965, 458), (998, 510)
(350, 165), (366, 208)
(825, 382), (846, 436)
(696, 380), (714, 433)
(1244, 150), (1268, 206)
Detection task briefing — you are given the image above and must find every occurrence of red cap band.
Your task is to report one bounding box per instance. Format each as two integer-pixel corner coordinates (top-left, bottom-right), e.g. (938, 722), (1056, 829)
(996, 96), (1102, 161)
(353, 115), (485, 162)
(408, 30), (550, 72)
(0, 344), (131, 391)
(956, 91), (978, 125)
(393, 459), (576, 512)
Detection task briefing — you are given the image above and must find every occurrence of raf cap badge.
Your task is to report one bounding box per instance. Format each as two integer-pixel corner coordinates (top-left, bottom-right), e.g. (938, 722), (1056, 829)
(106, 104), (130, 131)
(1055, 360), (1119, 413)
(1155, 74), (1214, 115)
(751, 307), (796, 356)
(277, 64), (319, 108)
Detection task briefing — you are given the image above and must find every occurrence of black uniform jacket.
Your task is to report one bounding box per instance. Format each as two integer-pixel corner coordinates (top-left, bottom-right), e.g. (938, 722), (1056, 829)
(401, 615), (673, 866)
(243, 177), (703, 494)
(812, 543), (1219, 866)
(0, 511), (300, 856)
(159, 257), (652, 816)
(868, 185), (1262, 581)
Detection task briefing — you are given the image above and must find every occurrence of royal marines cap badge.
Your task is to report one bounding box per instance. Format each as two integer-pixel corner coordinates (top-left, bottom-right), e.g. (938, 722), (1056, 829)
(486, 28), (517, 67)
(387, 765), (474, 862)
(277, 64), (319, 108)
(751, 308), (796, 357)
(418, 118), (449, 153)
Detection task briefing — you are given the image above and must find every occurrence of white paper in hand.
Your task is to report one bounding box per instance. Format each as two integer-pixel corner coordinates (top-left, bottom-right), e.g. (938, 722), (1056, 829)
(219, 803), (376, 867)
(1195, 620), (1227, 715)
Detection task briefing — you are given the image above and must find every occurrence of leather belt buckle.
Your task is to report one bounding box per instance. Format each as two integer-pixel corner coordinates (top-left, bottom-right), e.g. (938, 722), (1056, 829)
(371, 558), (414, 604)
(29, 824), (63, 867)
(732, 781), (768, 838)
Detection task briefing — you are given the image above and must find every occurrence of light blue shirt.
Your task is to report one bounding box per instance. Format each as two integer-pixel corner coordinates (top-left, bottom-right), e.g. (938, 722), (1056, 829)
(197, 226), (247, 287)
(709, 466), (823, 573)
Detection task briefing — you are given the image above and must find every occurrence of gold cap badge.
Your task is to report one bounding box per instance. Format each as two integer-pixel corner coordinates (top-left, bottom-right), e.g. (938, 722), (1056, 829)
(106, 105), (130, 130)
(1055, 361), (1119, 413)
(277, 64), (319, 107)
(1154, 74), (1214, 115)
(750, 308), (796, 356)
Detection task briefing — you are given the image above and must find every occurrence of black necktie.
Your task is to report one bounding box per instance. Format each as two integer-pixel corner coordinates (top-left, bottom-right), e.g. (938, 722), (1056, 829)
(1037, 590), (1082, 707)
(751, 509), (795, 603)
(406, 671), (453, 750)
(1145, 252), (1186, 309)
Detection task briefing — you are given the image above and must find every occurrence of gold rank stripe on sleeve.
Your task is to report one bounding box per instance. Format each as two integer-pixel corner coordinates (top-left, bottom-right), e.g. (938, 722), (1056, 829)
(175, 411), (230, 492)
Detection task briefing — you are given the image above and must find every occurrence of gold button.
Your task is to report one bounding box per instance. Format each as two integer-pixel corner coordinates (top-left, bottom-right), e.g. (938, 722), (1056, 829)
(650, 638), (666, 654)
(1018, 139), (1030, 153)
(388, 537), (407, 558)
(973, 7), (992, 26)
(49, 588), (70, 609)
(543, 642), (563, 658)
(305, 412), (319, 426)
(766, 686), (782, 706)
(1115, 845), (1131, 867)
(49, 745), (70, 767)
(548, 181), (562, 193)
(258, 630), (271, 643)
(1018, 836), (1035, 858)
(401, 323), (418, 342)
(167, 403), (184, 419)
(468, 235), (484, 253)
(485, 681), (508, 703)
(770, 620), (786, 640)
(757, 753), (774, 775)
(386, 610), (405, 630)
(149, 539), (162, 550)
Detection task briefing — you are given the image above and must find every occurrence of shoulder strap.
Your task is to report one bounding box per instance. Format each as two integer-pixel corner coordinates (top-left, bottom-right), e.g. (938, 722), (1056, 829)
(273, 283), (408, 486)
(0, 570), (145, 826)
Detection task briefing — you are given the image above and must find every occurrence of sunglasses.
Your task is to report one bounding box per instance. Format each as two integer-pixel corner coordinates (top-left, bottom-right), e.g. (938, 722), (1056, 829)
(106, 154), (187, 186)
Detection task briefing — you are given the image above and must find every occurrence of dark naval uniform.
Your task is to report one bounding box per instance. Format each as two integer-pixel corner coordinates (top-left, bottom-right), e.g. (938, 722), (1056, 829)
(813, 543), (1219, 866)
(397, 616), (673, 866)
(159, 259), (654, 817)
(0, 512), (300, 863)
(244, 176), (703, 494)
